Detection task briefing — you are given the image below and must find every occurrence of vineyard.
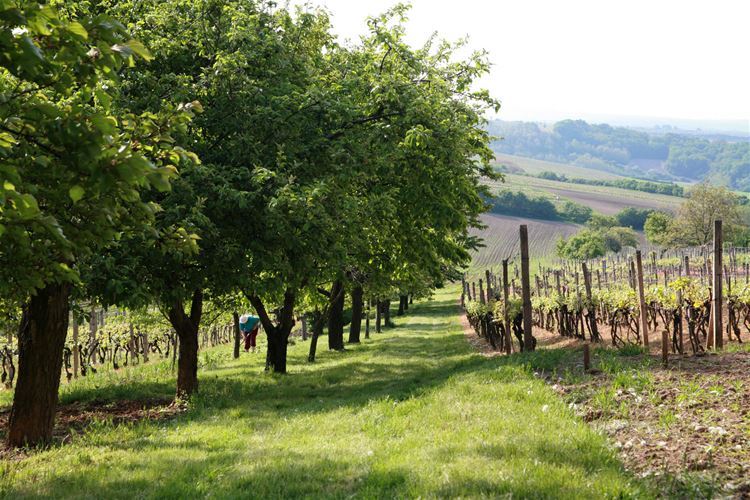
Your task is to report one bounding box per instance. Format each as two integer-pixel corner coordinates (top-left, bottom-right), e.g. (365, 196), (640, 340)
(0, 309), (235, 391)
(464, 220), (748, 356)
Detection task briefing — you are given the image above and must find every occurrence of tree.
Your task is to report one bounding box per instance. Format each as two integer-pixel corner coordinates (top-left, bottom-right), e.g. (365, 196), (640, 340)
(603, 227), (638, 253)
(671, 183), (745, 245)
(559, 201), (592, 223)
(556, 230), (606, 260)
(616, 207), (653, 230)
(644, 211), (675, 247)
(0, 2), (196, 446)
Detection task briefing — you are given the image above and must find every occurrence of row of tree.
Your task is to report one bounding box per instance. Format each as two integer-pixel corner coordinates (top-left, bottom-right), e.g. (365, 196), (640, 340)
(0, 0), (497, 446)
(556, 184), (750, 260)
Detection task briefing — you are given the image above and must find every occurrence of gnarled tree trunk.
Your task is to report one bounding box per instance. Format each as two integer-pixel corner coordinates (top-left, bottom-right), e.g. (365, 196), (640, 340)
(167, 289), (203, 398)
(8, 283), (72, 447)
(348, 286), (363, 344)
(249, 290), (296, 373)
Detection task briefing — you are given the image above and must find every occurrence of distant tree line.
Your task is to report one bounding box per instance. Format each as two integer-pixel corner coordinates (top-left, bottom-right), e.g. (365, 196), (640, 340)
(488, 191), (656, 231)
(489, 119), (750, 191)
(488, 191), (591, 223)
(536, 171), (684, 196)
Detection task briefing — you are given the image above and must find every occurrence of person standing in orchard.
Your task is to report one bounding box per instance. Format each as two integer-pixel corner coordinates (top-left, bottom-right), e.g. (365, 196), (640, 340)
(239, 314), (261, 353)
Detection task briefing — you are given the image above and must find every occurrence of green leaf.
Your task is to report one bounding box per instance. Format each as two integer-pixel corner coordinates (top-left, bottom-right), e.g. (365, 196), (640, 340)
(15, 193), (40, 219)
(3, 181), (15, 191)
(69, 185), (85, 203)
(67, 21), (88, 40)
(124, 39), (153, 62)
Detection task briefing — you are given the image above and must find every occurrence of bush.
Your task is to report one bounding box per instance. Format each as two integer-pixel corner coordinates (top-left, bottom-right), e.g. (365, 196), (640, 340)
(489, 190), (557, 220)
(556, 230), (607, 260)
(559, 201), (593, 223)
(615, 207), (653, 230)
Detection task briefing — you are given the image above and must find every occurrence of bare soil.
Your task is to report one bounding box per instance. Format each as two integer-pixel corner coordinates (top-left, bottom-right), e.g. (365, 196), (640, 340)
(460, 304), (750, 497)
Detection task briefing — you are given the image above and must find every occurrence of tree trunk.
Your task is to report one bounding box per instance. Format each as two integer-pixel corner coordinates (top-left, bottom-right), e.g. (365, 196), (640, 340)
(376, 300), (382, 333)
(348, 286), (364, 344)
(167, 289), (203, 399)
(232, 312), (241, 359)
(397, 295), (407, 316)
(249, 290), (295, 374)
(308, 310), (325, 362)
(72, 316), (79, 379)
(404, 295), (409, 312)
(382, 299), (393, 327)
(365, 299), (371, 339)
(328, 280), (345, 350)
(8, 283), (72, 447)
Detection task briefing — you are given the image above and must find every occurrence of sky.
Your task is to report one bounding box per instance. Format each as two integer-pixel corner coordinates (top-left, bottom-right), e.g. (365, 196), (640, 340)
(299, 0), (750, 130)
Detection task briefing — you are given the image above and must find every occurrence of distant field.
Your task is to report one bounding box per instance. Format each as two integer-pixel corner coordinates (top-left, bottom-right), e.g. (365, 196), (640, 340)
(494, 154), (625, 181)
(487, 174), (682, 215)
(469, 213), (580, 270)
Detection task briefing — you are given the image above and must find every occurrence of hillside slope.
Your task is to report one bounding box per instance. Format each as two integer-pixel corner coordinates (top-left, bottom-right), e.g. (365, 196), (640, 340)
(0, 290), (645, 498)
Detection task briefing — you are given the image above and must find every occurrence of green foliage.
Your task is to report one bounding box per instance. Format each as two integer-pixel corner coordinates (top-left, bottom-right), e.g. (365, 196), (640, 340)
(644, 211), (675, 246)
(0, 289), (647, 498)
(615, 207), (653, 230)
(489, 118), (749, 189)
(644, 184), (748, 247)
(556, 230), (607, 260)
(603, 227), (638, 253)
(489, 190), (557, 220)
(559, 200), (593, 223)
(536, 172), (684, 196)
(489, 190), (591, 224)
(0, 0), (198, 302)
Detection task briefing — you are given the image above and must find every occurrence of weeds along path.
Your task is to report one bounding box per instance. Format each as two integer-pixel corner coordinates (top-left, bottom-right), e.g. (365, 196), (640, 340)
(0, 288), (648, 498)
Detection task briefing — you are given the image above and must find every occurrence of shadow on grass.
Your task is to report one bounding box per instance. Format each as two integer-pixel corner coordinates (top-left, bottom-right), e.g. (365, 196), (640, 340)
(0, 294), (644, 499)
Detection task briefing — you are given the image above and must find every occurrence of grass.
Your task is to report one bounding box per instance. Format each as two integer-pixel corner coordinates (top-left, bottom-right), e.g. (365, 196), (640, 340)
(0, 287), (649, 499)
(494, 154), (626, 181)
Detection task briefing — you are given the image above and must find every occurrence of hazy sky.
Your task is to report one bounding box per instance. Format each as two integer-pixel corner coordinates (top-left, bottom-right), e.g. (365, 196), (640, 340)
(303, 0), (750, 125)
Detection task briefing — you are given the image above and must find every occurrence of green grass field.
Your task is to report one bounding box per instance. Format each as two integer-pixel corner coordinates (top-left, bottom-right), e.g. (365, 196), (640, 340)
(495, 153), (626, 181)
(487, 174), (682, 216)
(0, 288), (648, 499)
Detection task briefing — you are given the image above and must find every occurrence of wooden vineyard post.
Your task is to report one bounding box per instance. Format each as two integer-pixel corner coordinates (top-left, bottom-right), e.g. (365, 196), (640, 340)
(485, 269), (493, 300)
(676, 289), (684, 354)
(472, 282), (477, 302)
(143, 329), (149, 363)
(635, 250), (650, 348)
(713, 219), (723, 350)
(581, 263), (599, 342)
(479, 279), (486, 304)
(502, 259), (512, 355)
(461, 275), (466, 308)
(684, 255), (690, 277)
(662, 330), (669, 367)
(520, 225), (534, 351)
(72, 316), (79, 379)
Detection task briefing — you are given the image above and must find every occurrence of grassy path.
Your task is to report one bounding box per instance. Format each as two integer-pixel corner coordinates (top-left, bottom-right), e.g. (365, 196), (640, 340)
(0, 288), (647, 498)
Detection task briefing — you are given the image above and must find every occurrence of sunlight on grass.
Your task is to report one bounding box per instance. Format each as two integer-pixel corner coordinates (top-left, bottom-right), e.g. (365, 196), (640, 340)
(0, 287), (649, 499)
